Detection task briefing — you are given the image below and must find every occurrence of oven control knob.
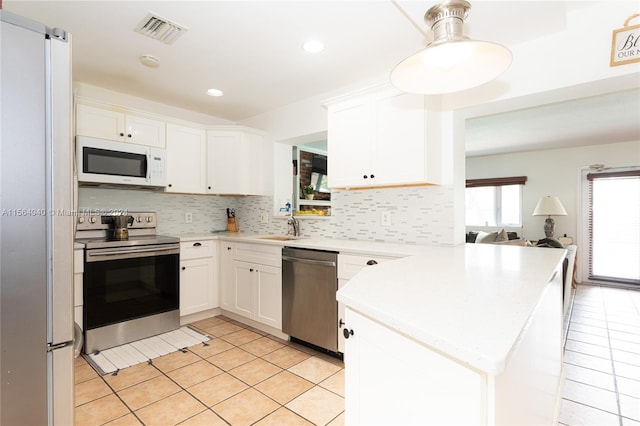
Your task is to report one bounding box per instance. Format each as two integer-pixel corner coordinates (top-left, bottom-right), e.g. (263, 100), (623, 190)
(89, 217), (97, 224)
(136, 216), (143, 223)
(78, 217), (85, 224)
(146, 216), (153, 223)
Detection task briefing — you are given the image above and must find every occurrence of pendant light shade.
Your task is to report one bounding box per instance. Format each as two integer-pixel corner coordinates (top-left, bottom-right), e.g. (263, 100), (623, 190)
(390, 0), (512, 94)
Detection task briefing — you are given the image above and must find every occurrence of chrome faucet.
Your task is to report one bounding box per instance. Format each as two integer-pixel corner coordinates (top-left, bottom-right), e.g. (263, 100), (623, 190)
(287, 215), (300, 237)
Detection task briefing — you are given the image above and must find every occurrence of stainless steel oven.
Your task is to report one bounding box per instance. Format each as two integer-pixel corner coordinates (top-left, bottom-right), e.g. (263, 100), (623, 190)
(76, 212), (180, 354)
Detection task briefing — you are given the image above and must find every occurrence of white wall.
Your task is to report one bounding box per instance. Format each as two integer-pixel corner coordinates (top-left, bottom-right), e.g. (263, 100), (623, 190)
(466, 140), (640, 242)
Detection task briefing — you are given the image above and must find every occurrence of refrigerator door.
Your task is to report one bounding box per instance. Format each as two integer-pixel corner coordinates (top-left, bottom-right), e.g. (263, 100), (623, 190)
(0, 12), (49, 425)
(49, 15), (74, 348)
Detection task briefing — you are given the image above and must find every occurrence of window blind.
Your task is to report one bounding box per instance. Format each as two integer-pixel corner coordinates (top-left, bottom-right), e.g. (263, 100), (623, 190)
(587, 168), (640, 285)
(466, 176), (527, 188)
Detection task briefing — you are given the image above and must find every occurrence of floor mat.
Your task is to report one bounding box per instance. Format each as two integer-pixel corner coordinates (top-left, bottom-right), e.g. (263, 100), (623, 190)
(84, 326), (210, 375)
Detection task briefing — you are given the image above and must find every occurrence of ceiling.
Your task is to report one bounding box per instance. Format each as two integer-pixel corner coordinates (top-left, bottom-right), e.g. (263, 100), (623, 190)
(4, 1), (639, 155)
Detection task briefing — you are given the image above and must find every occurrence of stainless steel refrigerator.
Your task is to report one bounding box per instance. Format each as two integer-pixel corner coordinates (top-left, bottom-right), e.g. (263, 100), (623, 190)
(0, 10), (74, 425)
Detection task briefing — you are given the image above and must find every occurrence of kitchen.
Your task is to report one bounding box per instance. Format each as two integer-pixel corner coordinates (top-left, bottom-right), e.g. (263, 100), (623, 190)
(1, 1), (640, 425)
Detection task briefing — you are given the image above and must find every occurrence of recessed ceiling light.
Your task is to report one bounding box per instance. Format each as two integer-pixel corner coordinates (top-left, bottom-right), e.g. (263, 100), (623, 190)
(206, 88), (224, 97)
(302, 40), (324, 53)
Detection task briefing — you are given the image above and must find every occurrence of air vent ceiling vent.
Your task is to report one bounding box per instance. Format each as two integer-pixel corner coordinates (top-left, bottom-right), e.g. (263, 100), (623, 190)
(134, 12), (187, 45)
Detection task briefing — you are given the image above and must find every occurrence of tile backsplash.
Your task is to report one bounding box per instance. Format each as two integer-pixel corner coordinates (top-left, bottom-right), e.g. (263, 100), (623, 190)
(79, 185), (455, 245)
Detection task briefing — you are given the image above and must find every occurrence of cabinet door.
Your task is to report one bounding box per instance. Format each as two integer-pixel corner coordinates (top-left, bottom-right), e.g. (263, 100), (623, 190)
(206, 130), (241, 194)
(344, 308), (484, 425)
(337, 278), (348, 354)
(219, 243), (235, 311)
(327, 98), (372, 188)
(254, 264), (282, 329)
(372, 92), (426, 185)
(207, 130), (264, 195)
(180, 258), (214, 316)
(166, 123), (207, 193)
(76, 104), (125, 141)
(125, 114), (166, 147)
(232, 260), (255, 320)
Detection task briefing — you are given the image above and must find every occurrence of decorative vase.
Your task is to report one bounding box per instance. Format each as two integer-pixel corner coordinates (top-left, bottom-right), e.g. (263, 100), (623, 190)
(305, 193), (314, 200)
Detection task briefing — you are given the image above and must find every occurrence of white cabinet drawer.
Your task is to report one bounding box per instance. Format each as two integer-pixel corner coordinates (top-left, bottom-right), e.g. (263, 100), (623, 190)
(338, 253), (397, 280)
(180, 239), (216, 260)
(233, 242), (281, 267)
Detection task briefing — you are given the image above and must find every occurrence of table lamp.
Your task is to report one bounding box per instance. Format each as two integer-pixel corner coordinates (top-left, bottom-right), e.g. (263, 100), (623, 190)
(533, 195), (567, 238)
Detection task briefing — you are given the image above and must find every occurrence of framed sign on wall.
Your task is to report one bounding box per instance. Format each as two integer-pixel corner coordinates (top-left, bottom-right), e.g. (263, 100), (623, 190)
(610, 13), (640, 67)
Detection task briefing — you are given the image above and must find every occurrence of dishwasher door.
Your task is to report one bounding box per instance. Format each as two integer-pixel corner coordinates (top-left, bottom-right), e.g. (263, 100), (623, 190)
(282, 247), (338, 352)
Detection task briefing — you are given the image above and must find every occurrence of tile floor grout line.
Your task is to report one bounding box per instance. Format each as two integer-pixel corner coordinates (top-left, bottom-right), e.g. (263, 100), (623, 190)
(599, 285), (624, 426)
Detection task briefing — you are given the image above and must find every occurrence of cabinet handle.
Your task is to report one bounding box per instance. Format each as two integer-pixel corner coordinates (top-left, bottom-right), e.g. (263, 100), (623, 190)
(366, 260), (378, 265)
(227, 246), (231, 250)
(168, 184), (172, 188)
(127, 134), (132, 138)
(338, 318), (345, 328)
(363, 174), (368, 179)
(181, 266), (186, 271)
(119, 132), (124, 137)
(208, 186), (211, 190)
(343, 328), (354, 339)
(193, 242), (202, 247)
(370, 174), (375, 179)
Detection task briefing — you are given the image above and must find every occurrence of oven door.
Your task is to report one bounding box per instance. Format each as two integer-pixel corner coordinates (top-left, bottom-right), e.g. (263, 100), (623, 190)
(83, 244), (180, 331)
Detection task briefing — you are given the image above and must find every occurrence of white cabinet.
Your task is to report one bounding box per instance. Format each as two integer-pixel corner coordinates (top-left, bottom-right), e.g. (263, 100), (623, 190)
(166, 123), (207, 193)
(76, 103), (165, 147)
(336, 253), (398, 353)
(219, 242), (282, 329)
(343, 308), (484, 425)
(206, 127), (265, 195)
(326, 84), (440, 188)
(180, 239), (218, 316)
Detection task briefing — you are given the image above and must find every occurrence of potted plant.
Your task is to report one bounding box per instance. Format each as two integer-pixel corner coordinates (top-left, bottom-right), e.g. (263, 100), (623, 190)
(303, 184), (315, 200)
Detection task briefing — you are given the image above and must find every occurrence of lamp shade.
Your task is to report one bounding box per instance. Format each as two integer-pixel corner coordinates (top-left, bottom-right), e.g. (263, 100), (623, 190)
(389, 0), (512, 94)
(533, 196), (568, 217)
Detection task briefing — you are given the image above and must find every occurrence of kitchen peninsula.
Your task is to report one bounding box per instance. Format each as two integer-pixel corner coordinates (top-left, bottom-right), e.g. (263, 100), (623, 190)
(336, 243), (567, 425)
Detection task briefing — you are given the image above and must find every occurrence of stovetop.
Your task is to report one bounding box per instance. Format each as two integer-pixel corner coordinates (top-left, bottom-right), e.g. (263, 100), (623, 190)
(75, 211), (179, 249)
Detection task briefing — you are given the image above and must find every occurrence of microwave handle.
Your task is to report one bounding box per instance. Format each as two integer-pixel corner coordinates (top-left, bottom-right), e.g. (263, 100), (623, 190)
(146, 151), (151, 181)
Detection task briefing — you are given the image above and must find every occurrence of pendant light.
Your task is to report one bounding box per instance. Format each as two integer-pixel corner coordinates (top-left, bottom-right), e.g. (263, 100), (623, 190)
(390, 0), (512, 94)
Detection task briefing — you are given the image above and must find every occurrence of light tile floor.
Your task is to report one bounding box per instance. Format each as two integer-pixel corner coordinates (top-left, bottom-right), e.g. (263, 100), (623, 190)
(75, 284), (640, 426)
(74, 316), (344, 426)
(559, 284), (640, 426)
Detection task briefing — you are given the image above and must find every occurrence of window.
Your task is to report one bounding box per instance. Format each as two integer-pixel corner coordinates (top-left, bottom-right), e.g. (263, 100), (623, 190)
(465, 176), (527, 227)
(587, 168), (640, 285)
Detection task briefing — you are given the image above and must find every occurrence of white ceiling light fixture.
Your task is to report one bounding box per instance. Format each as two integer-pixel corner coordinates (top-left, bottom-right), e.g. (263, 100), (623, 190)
(390, 0), (512, 94)
(303, 39), (325, 53)
(206, 88), (224, 97)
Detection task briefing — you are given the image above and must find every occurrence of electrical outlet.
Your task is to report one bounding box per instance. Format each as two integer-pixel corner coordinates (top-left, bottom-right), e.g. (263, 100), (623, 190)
(260, 212), (269, 224)
(380, 210), (392, 226)
(185, 212), (193, 223)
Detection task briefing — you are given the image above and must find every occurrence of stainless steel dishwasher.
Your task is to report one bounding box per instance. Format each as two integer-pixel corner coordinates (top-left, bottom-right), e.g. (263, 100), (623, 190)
(282, 247), (338, 353)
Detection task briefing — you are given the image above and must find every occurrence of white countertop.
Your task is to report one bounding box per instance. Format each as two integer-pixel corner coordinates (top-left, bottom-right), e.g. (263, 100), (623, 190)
(336, 243), (566, 375)
(202, 232), (440, 258)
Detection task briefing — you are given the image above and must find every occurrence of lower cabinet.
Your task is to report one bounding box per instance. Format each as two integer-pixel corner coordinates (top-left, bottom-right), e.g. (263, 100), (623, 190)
(337, 253), (398, 353)
(180, 239), (218, 316)
(220, 241), (282, 330)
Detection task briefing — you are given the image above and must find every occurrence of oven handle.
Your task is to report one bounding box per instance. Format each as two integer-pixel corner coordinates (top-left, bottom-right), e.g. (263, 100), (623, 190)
(86, 244), (180, 262)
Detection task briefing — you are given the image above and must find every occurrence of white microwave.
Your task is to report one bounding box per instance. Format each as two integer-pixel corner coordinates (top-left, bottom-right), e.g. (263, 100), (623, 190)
(76, 136), (166, 187)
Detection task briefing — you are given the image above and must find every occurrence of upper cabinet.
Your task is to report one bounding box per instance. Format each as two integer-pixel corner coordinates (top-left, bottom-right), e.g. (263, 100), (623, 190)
(76, 103), (166, 148)
(166, 123), (207, 194)
(325, 84), (442, 188)
(207, 127), (265, 195)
